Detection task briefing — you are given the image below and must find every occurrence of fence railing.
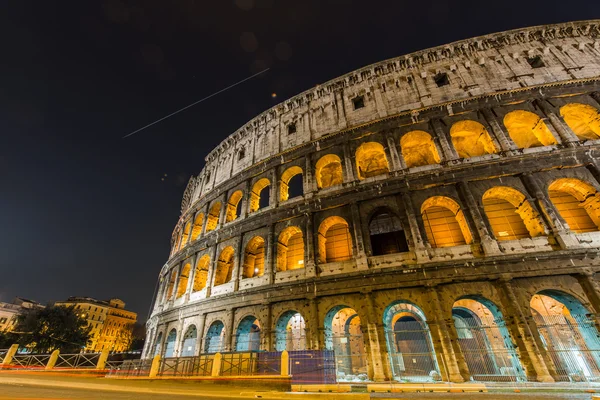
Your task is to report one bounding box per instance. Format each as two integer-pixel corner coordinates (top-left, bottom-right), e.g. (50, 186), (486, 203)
(55, 353), (100, 369)
(107, 359), (153, 378)
(10, 354), (51, 369)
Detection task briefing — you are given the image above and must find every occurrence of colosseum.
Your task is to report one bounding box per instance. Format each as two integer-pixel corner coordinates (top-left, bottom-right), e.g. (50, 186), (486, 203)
(142, 19), (600, 384)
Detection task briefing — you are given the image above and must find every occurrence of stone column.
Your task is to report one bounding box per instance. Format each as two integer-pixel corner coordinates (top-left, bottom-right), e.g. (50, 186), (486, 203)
(303, 153), (317, 196)
(270, 168), (279, 208)
(205, 245), (219, 297)
(364, 291), (391, 381)
(265, 224), (276, 285)
(309, 297), (320, 350)
(574, 271), (600, 326)
(430, 119), (459, 161)
(480, 108), (518, 153)
(185, 253), (199, 301)
(263, 303), (273, 351)
(217, 193), (228, 229)
(342, 142), (356, 182)
(426, 287), (469, 382)
(226, 308), (237, 352)
(175, 318), (185, 357)
(232, 237), (244, 291)
(456, 181), (502, 255)
(196, 314), (207, 355)
(399, 191), (429, 262)
(350, 202), (369, 270)
(586, 160), (600, 187)
(496, 278), (556, 382)
(534, 99), (580, 146)
(305, 213), (316, 274)
(240, 180), (251, 220)
(385, 135), (403, 172)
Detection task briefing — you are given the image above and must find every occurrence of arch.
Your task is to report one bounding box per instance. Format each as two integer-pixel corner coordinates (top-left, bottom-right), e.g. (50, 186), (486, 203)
(275, 311), (306, 351)
(191, 213), (204, 241)
(165, 269), (177, 301)
(421, 196), (473, 247)
(450, 120), (497, 158)
(164, 328), (177, 358)
(249, 178), (271, 213)
(280, 166), (304, 201)
(193, 255), (210, 292)
(482, 186), (546, 240)
(179, 221), (191, 250)
(242, 236), (265, 279)
(503, 110), (557, 149)
(452, 296), (525, 382)
(383, 301), (439, 381)
(318, 216), (353, 263)
(548, 178), (600, 232)
(355, 142), (389, 179)
(181, 325), (197, 357)
(277, 226), (305, 272)
(153, 332), (163, 357)
(204, 321), (225, 353)
(324, 305), (368, 381)
(176, 263), (191, 299)
(235, 316), (261, 351)
(531, 290), (600, 381)
(368, 208), (409, 255)
(225, 191), (244, 223)
(315, 154), (343, 189)
(205, 202), (221, 233)
(560, 103), (600, 140)
(214, 246), (235, 286)
(400, 130), (441, 168)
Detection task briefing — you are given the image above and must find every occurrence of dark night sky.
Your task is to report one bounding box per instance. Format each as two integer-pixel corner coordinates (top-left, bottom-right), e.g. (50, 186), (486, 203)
(0, 1), (598, 320)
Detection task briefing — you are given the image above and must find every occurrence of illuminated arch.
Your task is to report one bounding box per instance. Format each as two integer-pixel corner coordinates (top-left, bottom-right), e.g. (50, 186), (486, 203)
(277, 226), (305, 271)
(421, 196), (473, 247)
(355, 142), (389, 179)
(193, 255), (210, 292)
(165, 269), (177, 300)
(249, 178), (271, 213)
(205, 202), (221, 233)
(176, 262), (191, 298)
(204, 321), (225, 353)
(235, 316), (261, 351)
(242, 236), (265, 279)
(503, 110), (557, 149)
(560, 103), (600, 140)
(191, 213), (204, 241)
(318, 216), (352, 263)
(225, 190), (243, 223)
(369, 208), (409, 255)
(548, 178), (600, 232)
(400, 130), (441, 168)
(164, 328), (177, 358)
(181, 325), (197, 357)
(280, 166), (303, 201)
(214, 246), (235, 286)
(324, 305), (367, 380)
(179, 221), (191, 250)
(482, 186), (546, 240)
(315, 154), (343, 189)
(275, 311), (306, 351)
(450, 120), (497, 158)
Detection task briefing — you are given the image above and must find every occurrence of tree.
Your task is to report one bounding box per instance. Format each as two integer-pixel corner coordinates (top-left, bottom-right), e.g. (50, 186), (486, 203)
(15, 305), (91, 353)
(129, 322), (146, 352)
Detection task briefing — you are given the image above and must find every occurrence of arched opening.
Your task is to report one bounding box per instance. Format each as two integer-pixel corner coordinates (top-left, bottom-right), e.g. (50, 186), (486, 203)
(249, 178), (271, 213)
(315, 154), (343, 189)
(179, 221), (191, 250)
(164, 329), (177, 358)
(181, 325), (197, 357)
(482, 187), (546, 240)
(452, 297), (525, 382)
(280, 166), (304, 201)
(225, 191), (244, 223)
(325, 306), (368, 381)
(193, 255), (210, 292)
(383, 301), (439, 382)
(355, 142), (389, 179)
(400, 131), (441, 168)
(191, 213), (204, 241)
(369, 209), (409, 255)
(242, 236), (265, 279)
(277, 226), (305, 272)
(176, 263), (191, 299)
(275, 311), (306, 351)
(205, 202), (221, 233)
(318, 216), (352, 263)
(560, 103), (600, 141)
(235, 316), (261, 351)
(214, 246), (235, 286)
(503, 110), (557, 149)
(548, 178), (600, 233)
(153, 332), (163, 357)
(165, 269), (177, 301)
(421, 196), (473, 248)
(450, 120), (497, 158)
(531, 290), (600, 381)
(204, 321), (225, 353)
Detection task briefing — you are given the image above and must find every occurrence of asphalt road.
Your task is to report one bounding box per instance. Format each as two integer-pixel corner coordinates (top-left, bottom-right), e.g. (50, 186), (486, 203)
(0, 383), (594, 400)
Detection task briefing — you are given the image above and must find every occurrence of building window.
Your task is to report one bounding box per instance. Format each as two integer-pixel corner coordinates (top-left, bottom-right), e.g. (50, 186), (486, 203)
(527, 55), (545, 68)
(0, 318), (7, 324)
(238, 148), (245, 160)
(434, 72), (450, 87)
(352, 96), (365, 110)
(287, 123), (297, 135)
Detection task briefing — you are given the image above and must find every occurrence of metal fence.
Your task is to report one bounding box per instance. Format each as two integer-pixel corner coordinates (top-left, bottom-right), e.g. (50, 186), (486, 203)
(10, 354), (51, 369)
(55, 353), (100, 369)
(160, 355), (214, 377)
(108, 359), (153, 378)
(535, 314), (600, 382)
(327, 334), (369, 382)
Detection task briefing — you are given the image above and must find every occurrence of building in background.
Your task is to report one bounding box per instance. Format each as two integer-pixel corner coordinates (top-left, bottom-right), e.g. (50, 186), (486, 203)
(0, 298), (44, 332)
(55, 297), (137, 352)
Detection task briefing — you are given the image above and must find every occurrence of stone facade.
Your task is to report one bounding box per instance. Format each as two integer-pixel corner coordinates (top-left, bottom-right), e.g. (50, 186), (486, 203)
(144, 20), (600, 383)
